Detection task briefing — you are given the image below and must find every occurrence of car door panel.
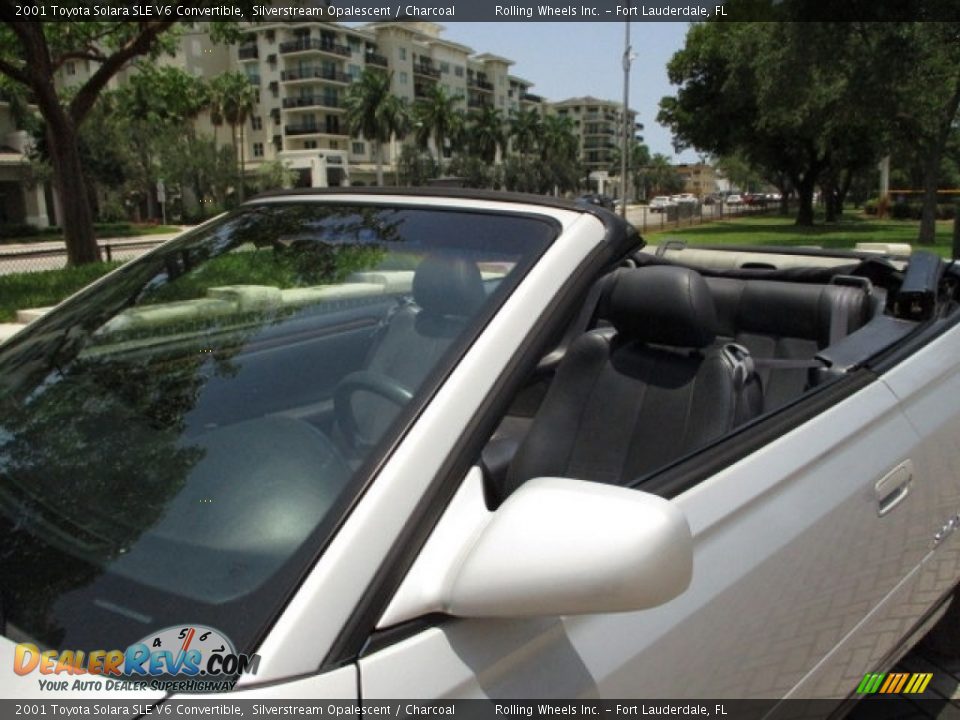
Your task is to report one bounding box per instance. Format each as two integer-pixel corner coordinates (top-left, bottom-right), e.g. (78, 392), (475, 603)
(361, 379), (935, 699)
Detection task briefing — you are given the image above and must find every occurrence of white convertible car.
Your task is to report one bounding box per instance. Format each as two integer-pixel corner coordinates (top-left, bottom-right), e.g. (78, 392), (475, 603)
(1, 190), (959, 706)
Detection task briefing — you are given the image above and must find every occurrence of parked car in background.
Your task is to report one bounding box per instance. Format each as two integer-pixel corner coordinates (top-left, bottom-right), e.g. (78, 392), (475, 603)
(725, 193), (743, 205)
(672, 193), (700, 208)
(649, 195), (678, 213)
(2, 189), (960, 706)
(576, 193), (615, 210)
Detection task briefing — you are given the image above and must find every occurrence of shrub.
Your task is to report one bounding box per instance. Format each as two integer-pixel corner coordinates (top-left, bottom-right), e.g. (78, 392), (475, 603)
(890, 201), (915, 220)
(0, 223), (47, 239)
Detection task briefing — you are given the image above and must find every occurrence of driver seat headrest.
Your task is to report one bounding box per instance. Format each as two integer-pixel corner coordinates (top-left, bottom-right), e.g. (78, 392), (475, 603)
(413, 253), (485, 317)
(601, 266), (717, 348)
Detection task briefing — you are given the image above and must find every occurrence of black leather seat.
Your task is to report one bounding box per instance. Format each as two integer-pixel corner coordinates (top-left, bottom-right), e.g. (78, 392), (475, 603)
(705, 277), (870, 411)
(498, 266), (758, 501)
(343, 253), (486, 446)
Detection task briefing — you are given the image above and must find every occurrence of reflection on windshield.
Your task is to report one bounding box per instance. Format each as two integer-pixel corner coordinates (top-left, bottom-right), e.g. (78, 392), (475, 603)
(0, 203), (555, 655)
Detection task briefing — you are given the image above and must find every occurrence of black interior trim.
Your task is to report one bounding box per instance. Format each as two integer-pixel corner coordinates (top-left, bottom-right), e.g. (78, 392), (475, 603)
(639, 369), (877, 499)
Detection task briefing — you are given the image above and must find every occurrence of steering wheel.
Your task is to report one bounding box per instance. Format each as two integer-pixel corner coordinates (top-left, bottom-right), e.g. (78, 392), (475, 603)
(334, 370), (414, 450)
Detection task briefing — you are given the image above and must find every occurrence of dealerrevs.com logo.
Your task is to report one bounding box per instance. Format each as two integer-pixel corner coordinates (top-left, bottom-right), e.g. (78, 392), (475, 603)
(13, 624), (260, 693)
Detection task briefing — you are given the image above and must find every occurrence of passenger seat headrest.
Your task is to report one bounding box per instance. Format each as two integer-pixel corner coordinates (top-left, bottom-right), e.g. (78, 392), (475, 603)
(602, 266), (717, 348)
(413, 253), (486, 317)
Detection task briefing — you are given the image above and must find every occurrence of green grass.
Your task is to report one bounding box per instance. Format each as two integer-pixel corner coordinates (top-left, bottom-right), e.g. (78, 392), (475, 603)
(0, 262), (122, 322)
(646, 213), (957, 257)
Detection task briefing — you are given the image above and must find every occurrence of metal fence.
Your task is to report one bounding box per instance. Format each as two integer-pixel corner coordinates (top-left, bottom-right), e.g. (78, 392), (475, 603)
(626, 201), (769, 234)
(0, 239), (166, 277)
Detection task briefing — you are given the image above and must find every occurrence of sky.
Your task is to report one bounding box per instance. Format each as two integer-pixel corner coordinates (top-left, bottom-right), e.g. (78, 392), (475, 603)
(408, 22), (700, 163)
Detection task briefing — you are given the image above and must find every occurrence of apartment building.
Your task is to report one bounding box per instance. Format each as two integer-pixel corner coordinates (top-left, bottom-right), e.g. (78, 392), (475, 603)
(0, 102), (55, 229)
(550, 96), (642, 176)
(674, 162), (720, 199)
(226, 20), (552, 187)
(51, 22), (642, 192)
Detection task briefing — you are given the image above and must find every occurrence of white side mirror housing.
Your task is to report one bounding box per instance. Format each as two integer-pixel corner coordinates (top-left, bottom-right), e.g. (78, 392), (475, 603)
(379, 470), (693, 626)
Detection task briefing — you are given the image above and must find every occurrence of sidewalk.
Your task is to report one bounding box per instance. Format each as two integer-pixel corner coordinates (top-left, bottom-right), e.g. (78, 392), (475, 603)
(0, 226), (192, 253)
(0, 227), (192, 276)
(0, 228), (193, 343)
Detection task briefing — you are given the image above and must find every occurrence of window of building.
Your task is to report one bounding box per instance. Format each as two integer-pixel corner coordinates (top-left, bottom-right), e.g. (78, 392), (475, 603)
(304, 140), (318, 149)
(399, 72), (408, 84)
(65, 61), (76, 76)
(253, 143), (264, 157)
(498, 96), (504, 107)
(251, 116), (263, 131)
(352, 142), (365, 155)
(454, 65), (464, 77)
(348, 37), (361, 53)
(348, 64), (361, 79)
(398, 48), (407, 60)
(330, 141), (339, 150)
(440, 61), (450, 74)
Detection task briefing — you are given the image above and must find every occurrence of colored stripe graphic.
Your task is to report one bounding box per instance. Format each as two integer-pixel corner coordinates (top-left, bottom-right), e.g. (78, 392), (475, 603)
(857, 672), (932, 694)
(856, 673), (885, 694)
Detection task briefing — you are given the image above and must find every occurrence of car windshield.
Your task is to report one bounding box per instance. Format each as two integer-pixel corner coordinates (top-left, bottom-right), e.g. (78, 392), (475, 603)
(0, 201), (556, 655)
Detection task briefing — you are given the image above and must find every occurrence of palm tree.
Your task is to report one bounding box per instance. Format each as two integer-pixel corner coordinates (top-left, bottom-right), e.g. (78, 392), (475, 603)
(414, 85), (464, 170)
(467, 104), (505, 164)
(343, 69), (411, 186)
(609, 141), (652, 201)
(211, 72), (258, 201)
(509, 107), (541, 157)
(540, 113), (578, 163)
(539, 114), (580, 195)
(644, 153), (680, 196)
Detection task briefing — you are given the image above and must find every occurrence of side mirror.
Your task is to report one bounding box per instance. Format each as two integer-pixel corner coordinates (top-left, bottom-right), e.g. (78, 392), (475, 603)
(379, 472), (693, 626)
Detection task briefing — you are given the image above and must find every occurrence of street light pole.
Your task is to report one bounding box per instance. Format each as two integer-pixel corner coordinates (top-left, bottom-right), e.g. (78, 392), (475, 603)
(621, 21), (632, 219)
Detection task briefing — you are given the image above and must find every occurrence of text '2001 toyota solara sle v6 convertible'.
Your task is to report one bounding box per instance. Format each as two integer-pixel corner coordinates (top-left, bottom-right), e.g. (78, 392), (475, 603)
(2, 190), (960, 707)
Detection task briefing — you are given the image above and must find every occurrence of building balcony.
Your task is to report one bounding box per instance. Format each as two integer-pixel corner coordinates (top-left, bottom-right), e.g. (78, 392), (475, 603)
(279, 38), (351, 58)
(467, 97), (492, 109)
(413, 63), (441, 79)
(281, 68), (351, 84)
(520, 92), (542, 103)
(284, 124), (347, 137)
(282, 95), (341, 110)
(238, 46), (259, 60)
(467, 77), (494, 92)
(365, 52), (388, 68)
(584, 127), (616, 136)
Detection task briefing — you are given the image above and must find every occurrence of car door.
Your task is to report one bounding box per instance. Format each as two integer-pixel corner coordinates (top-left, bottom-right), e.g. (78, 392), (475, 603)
(358, 367), (937, 700)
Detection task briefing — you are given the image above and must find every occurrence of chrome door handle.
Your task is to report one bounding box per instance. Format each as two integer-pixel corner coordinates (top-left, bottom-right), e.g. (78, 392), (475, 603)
(876, 460), (913, 517)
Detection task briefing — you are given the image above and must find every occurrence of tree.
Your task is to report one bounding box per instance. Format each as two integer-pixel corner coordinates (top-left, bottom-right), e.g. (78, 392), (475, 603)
(397, 143), (437, 186)
(881, 22), (960, 243)
(110, 65), (211, 221)
(467, 104), (505, 164)
(539, 114), (580, 194)
(609, 141), (651, 201)
(658, 17), (891, 226)
(414, 85), (464, 170)
(509, 108), (541, 159)
(343, 69), (410, 186)
(256, 158), (295, 192)
(0, 19), (187, 263)
(642, 154), (684, 196)
(210, 72), (258, 204)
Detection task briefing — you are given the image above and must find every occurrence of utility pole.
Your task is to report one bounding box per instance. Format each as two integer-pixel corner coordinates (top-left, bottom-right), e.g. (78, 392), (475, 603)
(621, 21), (632, 218)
